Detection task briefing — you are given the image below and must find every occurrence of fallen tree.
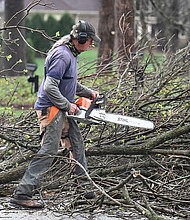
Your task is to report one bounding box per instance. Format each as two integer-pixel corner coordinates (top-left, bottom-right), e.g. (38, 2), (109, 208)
(1, 38), (190, 220)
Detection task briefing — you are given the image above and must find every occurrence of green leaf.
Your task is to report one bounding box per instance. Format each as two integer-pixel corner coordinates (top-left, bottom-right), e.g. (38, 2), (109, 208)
(6, 54), (12, 61)
(56, 31), (60, 37)
(24, 69), (28, 73)
(17, 59), (23, 63)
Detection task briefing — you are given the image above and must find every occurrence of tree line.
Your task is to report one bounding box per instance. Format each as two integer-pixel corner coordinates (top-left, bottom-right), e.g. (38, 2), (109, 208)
(1, 0), (190, 76)
(26, 12), (75, 57)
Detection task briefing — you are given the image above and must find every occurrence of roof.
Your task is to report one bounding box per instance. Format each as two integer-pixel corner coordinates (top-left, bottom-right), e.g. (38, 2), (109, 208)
(24, 0), (100, 12)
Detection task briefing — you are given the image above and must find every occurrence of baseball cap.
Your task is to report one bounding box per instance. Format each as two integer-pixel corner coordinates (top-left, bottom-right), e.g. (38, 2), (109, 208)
(84, 21), (101, 43)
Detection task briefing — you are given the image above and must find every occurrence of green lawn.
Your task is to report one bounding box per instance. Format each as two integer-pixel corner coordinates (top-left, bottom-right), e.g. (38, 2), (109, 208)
(35, 57), (45, 78)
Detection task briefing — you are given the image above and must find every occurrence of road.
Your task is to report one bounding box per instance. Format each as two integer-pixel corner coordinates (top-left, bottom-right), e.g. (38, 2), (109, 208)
(0, 197), (148, 220)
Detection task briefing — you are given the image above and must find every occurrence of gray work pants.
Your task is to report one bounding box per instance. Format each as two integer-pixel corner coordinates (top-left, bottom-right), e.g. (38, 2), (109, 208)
(13, 108), (87, 200)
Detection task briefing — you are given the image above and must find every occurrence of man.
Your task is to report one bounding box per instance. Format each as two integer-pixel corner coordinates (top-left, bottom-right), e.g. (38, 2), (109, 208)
(10, 20), (101, 208)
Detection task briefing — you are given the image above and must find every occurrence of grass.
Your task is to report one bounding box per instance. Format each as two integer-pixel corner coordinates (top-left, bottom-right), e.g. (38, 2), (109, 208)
(0, 75), (36, 115)
(35, 57), (45, 78)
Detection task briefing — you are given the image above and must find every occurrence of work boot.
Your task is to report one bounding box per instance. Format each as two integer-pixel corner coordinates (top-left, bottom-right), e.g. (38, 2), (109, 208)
(10, 198), (44, 209)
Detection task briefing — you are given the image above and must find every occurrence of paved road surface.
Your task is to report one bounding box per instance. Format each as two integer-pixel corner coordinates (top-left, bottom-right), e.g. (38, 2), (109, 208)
(0, 197), (148, 220)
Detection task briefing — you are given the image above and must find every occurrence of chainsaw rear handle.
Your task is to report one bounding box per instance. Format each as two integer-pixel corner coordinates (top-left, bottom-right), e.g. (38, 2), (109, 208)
(85, 94), (105, 118)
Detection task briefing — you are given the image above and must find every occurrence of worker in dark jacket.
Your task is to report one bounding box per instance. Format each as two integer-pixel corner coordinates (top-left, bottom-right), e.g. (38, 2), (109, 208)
(10, 20), (101, 208)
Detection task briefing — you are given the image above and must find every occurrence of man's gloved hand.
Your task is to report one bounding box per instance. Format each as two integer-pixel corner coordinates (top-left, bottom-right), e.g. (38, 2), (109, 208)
(69, 103), (79, 115)
(91, 91), (99, 100)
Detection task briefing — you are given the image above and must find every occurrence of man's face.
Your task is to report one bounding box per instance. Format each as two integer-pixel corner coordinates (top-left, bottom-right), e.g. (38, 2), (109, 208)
(75, 38), (94, 53)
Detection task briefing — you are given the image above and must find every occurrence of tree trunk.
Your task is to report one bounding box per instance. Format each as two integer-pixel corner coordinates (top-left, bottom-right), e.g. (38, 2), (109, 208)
(169, 0), (179, 52)
(0, 163), (27, 184)
(154, 0), (179, 52)
(115, 0), (135, 59)
(86, 124), (190, 156)
(1, 0), (26, 76)
(139, 0), (149, 44)
(97, 0), (115, 72)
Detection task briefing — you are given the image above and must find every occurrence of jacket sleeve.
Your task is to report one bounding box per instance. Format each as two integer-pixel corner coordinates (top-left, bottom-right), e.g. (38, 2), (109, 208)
(76, 82), (93, 98)
(44, 76), (70, 111)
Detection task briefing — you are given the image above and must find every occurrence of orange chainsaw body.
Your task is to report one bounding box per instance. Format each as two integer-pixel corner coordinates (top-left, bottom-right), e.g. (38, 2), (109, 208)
(75, 97), (92, 109)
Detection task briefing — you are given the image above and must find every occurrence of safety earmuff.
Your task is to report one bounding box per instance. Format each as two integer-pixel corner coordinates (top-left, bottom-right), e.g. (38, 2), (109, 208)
(78, 20), (88, 44)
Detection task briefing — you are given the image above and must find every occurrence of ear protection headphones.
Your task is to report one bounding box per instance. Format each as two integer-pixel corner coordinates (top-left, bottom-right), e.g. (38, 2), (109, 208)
(77, 20), (88, 44)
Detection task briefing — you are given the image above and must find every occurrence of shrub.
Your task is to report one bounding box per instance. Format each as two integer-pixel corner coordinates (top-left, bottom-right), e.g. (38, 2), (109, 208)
(26, 38), (36, 64)
(57, 13), (75, 36)
(25, 13), (75, 55)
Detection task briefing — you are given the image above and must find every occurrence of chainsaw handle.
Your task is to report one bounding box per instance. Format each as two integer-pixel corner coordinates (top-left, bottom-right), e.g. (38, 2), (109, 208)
(94, 93), (105, 104)
(85, 94), (105, 118)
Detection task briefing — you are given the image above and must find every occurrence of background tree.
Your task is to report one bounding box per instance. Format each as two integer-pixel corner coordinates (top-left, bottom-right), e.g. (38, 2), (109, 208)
(97, 0), (135, 74)
(25, 13), (75, 55)
(138, 0), (150, 44)
(115, 0), (135, 57)
(26, 13), (49, 54)
(45, 15), (58, 38)
(151, 0), (180, 52)
(0, 0), (26, 76)
(97, 0), (115, 72)
(57, 13), (75, 37)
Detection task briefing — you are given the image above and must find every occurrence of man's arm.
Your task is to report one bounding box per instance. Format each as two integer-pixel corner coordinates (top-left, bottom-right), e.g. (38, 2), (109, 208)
(76, 82), (99, 100)
(76, 82), (93, 98)
(44, 76), (70, 111)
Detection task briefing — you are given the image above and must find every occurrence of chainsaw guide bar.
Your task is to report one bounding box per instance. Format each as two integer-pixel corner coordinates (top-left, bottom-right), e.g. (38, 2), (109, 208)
(68, 95), (154, 129)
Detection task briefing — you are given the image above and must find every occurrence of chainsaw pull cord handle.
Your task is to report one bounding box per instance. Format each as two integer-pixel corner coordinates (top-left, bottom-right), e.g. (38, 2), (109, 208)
(85, 94), (105, 119)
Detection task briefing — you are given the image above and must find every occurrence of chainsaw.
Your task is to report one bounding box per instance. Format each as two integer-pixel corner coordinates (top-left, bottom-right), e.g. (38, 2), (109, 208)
(68, 94), (154, 129)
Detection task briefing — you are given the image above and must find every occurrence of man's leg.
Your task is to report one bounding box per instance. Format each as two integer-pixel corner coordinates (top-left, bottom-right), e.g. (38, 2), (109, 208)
(67, 118), (87, 176)
(12, 109), (65, 207)
(67, 118), (95, 199)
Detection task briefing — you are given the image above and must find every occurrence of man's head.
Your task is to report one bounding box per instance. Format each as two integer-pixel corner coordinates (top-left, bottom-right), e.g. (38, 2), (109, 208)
(70, 20), (101, 45)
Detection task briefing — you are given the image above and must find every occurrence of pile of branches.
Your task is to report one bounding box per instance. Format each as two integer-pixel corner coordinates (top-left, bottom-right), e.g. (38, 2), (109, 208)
(0, 38), (190, 219)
